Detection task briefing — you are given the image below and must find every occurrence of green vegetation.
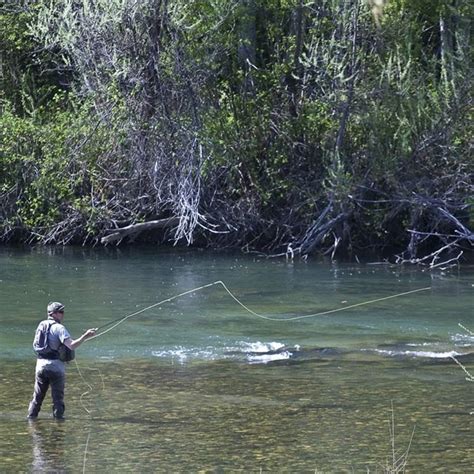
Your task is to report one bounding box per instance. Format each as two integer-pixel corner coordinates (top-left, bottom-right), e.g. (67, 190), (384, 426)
(1, 0), (472, 261)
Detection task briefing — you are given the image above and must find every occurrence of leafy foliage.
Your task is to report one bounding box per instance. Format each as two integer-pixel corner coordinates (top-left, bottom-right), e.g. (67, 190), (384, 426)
(0, 0), (472, 261)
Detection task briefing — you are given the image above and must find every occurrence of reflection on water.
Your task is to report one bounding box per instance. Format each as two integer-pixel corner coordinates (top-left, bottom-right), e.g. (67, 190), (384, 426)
(29, 420), (68, 473)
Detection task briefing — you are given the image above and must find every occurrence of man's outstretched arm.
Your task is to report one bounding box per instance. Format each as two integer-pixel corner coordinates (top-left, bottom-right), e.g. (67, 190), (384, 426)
(63, 328), (97, 350)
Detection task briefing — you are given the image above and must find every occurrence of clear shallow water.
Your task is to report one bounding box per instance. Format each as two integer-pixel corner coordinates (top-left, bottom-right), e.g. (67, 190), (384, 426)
(0, 246), (472, 471)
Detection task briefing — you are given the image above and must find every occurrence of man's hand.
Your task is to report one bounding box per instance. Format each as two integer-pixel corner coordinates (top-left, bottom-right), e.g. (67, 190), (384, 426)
(65, 328), (98, 350)
(83, 328), (98, 339)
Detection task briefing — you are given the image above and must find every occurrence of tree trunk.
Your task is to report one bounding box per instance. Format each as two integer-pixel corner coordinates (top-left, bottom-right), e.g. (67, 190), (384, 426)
(288, 0), (306, 116)
(238, 0), (257, 94)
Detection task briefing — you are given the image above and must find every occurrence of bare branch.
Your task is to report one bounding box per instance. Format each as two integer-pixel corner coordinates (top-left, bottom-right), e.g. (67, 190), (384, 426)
(101, 218), (180, 245)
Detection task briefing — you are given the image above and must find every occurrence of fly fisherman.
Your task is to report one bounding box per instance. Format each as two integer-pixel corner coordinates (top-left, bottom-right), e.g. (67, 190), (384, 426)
(27, 302), (97, 420)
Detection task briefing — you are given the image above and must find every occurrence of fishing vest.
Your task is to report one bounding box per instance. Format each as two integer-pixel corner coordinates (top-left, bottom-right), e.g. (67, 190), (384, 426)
(33, 320), (75, 362)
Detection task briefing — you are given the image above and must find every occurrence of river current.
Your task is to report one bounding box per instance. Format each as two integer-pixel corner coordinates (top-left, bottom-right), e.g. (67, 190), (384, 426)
(0, 246), (472, 471)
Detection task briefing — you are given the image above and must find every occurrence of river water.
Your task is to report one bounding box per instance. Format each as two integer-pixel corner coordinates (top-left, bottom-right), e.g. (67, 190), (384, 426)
(0, 246), (472, 471)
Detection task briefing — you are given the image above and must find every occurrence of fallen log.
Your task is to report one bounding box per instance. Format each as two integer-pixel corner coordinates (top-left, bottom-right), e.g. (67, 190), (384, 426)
(100, 217), (180, 245)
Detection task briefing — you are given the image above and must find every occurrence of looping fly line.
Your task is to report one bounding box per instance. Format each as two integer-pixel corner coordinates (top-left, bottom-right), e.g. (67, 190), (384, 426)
(89, 281), (431, 341)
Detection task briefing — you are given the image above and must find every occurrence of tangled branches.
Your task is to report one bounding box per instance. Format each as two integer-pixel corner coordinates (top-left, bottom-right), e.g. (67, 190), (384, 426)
(1, 1), (472, 261)
(27, 0), (220, 244)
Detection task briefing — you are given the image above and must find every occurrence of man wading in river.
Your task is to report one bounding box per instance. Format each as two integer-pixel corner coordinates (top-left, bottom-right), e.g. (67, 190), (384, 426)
(27, 302), (97, 420)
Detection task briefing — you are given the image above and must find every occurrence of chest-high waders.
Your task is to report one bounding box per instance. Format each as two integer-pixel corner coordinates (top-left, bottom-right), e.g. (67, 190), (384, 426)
(28, 320), (66, 420)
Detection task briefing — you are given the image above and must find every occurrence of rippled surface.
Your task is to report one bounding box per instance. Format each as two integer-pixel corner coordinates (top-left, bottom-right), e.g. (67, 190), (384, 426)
(0, 246), (472, 471)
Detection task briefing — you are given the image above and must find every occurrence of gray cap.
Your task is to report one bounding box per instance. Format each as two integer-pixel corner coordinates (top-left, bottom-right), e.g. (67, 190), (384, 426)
(47, 301), (65, 314)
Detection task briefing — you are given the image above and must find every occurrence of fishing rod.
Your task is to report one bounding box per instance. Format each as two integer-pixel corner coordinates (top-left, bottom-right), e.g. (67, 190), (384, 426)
(91, 281), (222, 337)
(89, 281), (431, 341)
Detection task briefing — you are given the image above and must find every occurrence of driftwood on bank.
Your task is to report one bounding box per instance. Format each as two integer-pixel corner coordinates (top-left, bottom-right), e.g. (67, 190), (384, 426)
(395, 202), (473, 268)
(101, 217), (179, 245)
